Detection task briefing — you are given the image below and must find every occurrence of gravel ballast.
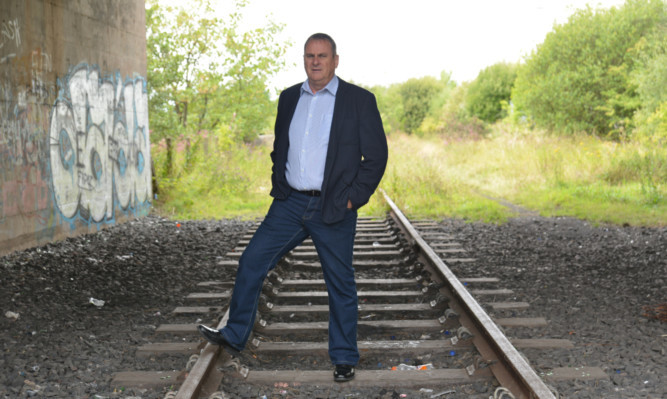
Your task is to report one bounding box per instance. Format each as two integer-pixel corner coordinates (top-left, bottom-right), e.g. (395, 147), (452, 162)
(0, 214), (664, 398)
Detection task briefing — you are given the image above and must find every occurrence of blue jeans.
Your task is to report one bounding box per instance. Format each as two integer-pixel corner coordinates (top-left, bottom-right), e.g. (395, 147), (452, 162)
(220, 191), (359, 365)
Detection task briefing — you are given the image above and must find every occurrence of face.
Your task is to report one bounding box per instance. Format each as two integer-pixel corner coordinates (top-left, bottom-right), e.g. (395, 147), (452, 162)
(304, 39), (339, 93)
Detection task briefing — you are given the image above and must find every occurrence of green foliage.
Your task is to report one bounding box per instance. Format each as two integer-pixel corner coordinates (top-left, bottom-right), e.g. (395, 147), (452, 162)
(397, 76), (444, 134)
(148, 0), (666, 227)
(418, 82), (488, 138)
(371, 72), (456, 135)
(369, 83), (404, 135)
(631, 25), (667, 144)
(602, 147), (667, 204)
(380, 134), (512, 222)
(153, 136), (273, 219)
(465, 62), (518, 123)
(147, 0), (223, 143)
(146, 0), (288, 177)
(153, 127), (666, 226)
(512, 0), (666, 137)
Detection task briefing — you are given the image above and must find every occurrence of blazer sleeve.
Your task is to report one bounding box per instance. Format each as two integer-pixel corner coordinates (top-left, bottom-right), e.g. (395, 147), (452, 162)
(348, 91), (388, 208)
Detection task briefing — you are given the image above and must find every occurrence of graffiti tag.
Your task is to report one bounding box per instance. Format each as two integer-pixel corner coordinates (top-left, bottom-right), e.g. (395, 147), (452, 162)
(49, 64), (151, 222)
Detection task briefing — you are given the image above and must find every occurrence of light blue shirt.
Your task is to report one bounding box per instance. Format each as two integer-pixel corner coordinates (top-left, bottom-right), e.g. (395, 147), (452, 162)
(285, 76), (338, 191)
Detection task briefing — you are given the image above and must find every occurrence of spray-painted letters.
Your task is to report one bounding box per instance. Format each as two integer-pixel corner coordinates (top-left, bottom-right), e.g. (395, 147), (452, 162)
(49, 64), (151, 222)
(0, 19), (21, 52)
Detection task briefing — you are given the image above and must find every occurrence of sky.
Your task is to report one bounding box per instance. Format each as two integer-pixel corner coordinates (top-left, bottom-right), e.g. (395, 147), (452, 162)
(213, 0), (627, 91)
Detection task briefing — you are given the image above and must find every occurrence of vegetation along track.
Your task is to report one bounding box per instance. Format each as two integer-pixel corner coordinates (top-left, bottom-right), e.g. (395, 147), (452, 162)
(112, 192), (607, 398)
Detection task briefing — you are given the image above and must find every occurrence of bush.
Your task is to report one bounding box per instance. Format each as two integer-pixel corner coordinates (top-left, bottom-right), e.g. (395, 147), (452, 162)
(398, 76), (442, 133)
(465, 62), (518, 123)
(420, 83), (488, 138)
(631, 25), (667, 144)
(512, 0), (666, 137)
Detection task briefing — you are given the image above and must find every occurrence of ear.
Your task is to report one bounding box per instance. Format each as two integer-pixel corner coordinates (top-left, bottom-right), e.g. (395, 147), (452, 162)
(334, 54), (339, 68)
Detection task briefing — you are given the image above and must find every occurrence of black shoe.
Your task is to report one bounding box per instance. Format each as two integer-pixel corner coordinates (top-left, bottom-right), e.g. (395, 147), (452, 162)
(197, 325), (241, 356)
(333, 364), (355, 382)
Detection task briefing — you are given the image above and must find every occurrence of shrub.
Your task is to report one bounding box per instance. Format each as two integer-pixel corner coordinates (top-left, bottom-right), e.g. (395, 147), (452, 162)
(512, 0), (666, 137)
(465, 62), (518, 123)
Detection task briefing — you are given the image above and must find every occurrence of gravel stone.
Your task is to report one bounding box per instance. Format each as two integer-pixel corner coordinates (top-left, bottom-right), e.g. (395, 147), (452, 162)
(0, 214), (664, 398)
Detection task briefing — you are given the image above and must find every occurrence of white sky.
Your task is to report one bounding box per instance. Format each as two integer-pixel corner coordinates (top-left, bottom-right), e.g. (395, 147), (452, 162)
(235, 0), (627, 91)
(160, 0), (626, 91)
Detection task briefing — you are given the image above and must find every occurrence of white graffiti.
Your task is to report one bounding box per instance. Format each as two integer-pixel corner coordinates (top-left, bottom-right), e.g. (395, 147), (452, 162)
(0, 19), (21, 51)
(49, 64), (151, 222)
(31, 49), (53, 99)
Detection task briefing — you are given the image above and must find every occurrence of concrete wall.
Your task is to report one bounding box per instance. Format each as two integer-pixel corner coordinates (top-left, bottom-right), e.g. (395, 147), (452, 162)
(0, 0), (151, 256)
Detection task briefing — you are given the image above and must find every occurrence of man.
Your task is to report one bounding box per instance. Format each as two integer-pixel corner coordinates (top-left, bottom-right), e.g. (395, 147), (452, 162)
(198, 33), (388, 383)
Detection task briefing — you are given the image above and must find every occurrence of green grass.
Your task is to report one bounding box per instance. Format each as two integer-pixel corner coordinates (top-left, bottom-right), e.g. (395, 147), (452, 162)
(382, 124), (665, 226)
(152, 140), (273, 220)
(152, 125), (666, 227)
(376, 133), (512, 222)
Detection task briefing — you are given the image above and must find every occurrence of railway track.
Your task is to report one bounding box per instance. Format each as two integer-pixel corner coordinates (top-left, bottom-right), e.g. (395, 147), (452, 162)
(112, 192), (607, 398)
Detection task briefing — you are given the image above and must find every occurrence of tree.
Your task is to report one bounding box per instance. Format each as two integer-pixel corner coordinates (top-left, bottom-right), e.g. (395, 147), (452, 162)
(369, 83), (403, 135)
(398, 76), (443, 134)
(146, 0), (288, 175)
(631, 24), (667, 143)
(512, 0), (666, 137)
(465, 62), (518, 123)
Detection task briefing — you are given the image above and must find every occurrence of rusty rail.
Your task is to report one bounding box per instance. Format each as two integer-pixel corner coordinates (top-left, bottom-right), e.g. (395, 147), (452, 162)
(174, 310), (230, 399)
(172, 191), (561, 399)
(380, 189), (556, 399)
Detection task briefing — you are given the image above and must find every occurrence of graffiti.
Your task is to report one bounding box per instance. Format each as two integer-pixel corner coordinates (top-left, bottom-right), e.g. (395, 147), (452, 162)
(49, 64), (151, 223)
(0, 2), (150, 254)
(0, 53), (16, 64)
(0, 43), (54, 222)
(0, 80), (50, 176)
(31, 49), (53, 100)
(0, 19), (20, 52)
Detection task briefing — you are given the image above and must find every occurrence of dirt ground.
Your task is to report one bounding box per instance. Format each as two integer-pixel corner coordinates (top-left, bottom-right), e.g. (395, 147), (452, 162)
(0, 214), (664, 398)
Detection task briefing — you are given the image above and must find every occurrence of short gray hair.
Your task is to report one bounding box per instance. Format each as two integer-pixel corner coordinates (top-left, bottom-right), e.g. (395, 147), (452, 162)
(305, 33), (337, 56)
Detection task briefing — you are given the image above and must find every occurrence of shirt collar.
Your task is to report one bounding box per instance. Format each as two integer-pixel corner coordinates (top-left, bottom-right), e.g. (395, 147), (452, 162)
(301, 75), (339, 96)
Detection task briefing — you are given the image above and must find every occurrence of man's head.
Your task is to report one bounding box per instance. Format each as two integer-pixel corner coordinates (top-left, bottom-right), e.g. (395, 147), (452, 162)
(304, 33), (339, 93)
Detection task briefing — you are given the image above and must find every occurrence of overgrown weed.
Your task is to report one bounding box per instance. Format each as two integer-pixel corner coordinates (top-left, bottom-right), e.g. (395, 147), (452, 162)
(152, 127), (666, 226)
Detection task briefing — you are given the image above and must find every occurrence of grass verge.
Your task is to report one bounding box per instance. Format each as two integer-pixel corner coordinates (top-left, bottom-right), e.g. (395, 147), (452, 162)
(152, 126), (666, 227)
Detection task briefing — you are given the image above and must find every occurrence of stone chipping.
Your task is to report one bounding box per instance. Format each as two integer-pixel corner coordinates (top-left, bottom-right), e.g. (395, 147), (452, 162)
(0, 214), (664, 398)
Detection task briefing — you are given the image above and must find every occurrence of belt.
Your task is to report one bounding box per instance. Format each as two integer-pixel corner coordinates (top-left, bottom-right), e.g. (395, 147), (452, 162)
(293, 189), (321, 197)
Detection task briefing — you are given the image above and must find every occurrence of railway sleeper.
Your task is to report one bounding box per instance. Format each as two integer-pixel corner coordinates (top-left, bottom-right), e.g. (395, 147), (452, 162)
(110, 209), (615, 398)
(153, 315), (548, 339)
(267, 290), (425, 304)
(110, 365), (607, 392)
(243, 223), (392, 235)
(133, 337), (576, 360)
(239, 230), (397, 242)
(275, 277), (420, 290)
(256, 259), (413, 270)
(264, 303), (439, 322)
(169, 300), (531, 319)
(236, 235), (399, 247)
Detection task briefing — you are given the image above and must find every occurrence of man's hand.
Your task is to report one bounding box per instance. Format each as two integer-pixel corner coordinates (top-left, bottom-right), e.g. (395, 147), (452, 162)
(347, 200), (353, 209)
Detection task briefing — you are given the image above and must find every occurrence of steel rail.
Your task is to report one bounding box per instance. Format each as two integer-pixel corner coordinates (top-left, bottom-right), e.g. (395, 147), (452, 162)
(174, 309), (230, 399)
(173, 192), (556, 398)
(380, 189), (556, 399)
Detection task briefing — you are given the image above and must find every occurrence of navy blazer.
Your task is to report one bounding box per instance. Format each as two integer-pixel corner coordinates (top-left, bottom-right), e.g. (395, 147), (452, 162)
(270, 78), (388, 224)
